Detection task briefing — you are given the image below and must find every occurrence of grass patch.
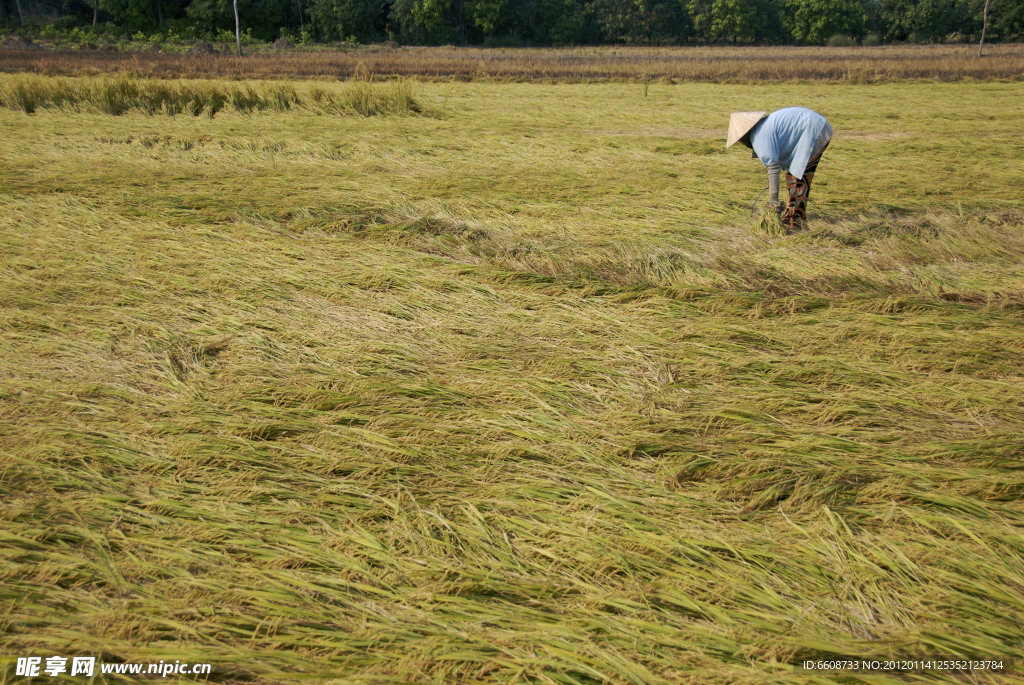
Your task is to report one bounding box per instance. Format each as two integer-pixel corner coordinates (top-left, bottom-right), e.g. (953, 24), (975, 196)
(0, 74), (425, 117)
(309, 78), (422, 116)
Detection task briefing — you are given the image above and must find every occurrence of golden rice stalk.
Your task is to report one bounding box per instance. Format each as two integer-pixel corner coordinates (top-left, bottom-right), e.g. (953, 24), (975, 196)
(752, 207), (786, 237)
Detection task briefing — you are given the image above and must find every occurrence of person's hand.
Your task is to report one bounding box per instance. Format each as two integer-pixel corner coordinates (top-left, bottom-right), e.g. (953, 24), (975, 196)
(768, 201), (785, 214)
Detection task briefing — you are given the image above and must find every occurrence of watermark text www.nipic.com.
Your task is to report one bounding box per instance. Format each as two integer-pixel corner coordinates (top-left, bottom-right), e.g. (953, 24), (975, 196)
(15, 656), (213, 678)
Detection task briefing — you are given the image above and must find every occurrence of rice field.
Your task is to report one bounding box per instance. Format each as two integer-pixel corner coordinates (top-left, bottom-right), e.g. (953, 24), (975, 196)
(1, 75), (1023, 684)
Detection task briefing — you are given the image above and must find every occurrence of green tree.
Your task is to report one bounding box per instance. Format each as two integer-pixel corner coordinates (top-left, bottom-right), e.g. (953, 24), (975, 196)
(594, 0), (688, 42)
(466, 0), (502, 33)
(688, 0), (780, 41)
(463, 0), (578, 43)
(99, 0), (160, 30)
(186, 0), (289, 39)
(992, 0), (1024, 39)
(530, 0), (584, 43)
(389, 0), (457, 43)
(781, 0), (864, 42)
(308, 0), (385, 40)
(878, 0), (976, 41)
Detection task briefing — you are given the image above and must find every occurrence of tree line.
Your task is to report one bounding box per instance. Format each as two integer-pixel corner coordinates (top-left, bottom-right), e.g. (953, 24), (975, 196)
(2, 0), (1021, 46)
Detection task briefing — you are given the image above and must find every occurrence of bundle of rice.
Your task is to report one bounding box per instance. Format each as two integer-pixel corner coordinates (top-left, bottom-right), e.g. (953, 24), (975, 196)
(752, 207), (786, 237)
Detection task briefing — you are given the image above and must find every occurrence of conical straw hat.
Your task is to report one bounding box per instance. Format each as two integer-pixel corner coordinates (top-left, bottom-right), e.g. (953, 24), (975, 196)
(726, 111), (768, 148)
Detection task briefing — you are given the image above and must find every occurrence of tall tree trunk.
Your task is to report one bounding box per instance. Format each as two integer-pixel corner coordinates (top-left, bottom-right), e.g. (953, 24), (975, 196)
(459, 0), (465, 45)
(14, 0), (24, 24)
(233, 0), (242, 55)
(155, 0), (163, 25)
(296, 0), (302, 33)
(92, 0), (98, 26)
(0, 0), (6, 20)
(978, 0), (992, 56)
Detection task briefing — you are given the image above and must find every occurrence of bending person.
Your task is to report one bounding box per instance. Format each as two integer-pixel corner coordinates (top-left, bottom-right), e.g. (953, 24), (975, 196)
(727, 108), (832, 229)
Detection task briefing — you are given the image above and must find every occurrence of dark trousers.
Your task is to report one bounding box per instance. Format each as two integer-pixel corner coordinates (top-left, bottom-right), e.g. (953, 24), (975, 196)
(781, 142), (828, 229)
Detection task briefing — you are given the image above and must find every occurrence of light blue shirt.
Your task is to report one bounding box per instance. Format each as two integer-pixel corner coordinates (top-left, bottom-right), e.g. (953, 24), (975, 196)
(750, 107), (832, 180)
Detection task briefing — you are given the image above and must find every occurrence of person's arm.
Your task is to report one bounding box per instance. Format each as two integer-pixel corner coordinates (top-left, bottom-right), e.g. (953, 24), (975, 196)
(767, 161), (782, 210)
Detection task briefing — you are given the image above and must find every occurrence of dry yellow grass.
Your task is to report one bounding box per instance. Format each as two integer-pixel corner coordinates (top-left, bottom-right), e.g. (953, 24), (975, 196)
(1, 43), (1023, 82)
(0, 73), (424, 117)
(1, 77), (1023, 683)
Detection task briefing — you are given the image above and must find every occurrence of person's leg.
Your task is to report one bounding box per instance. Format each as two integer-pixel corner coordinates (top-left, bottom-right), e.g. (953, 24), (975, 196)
(781, 143), (828, 229)
(781, 173), (803, 228)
